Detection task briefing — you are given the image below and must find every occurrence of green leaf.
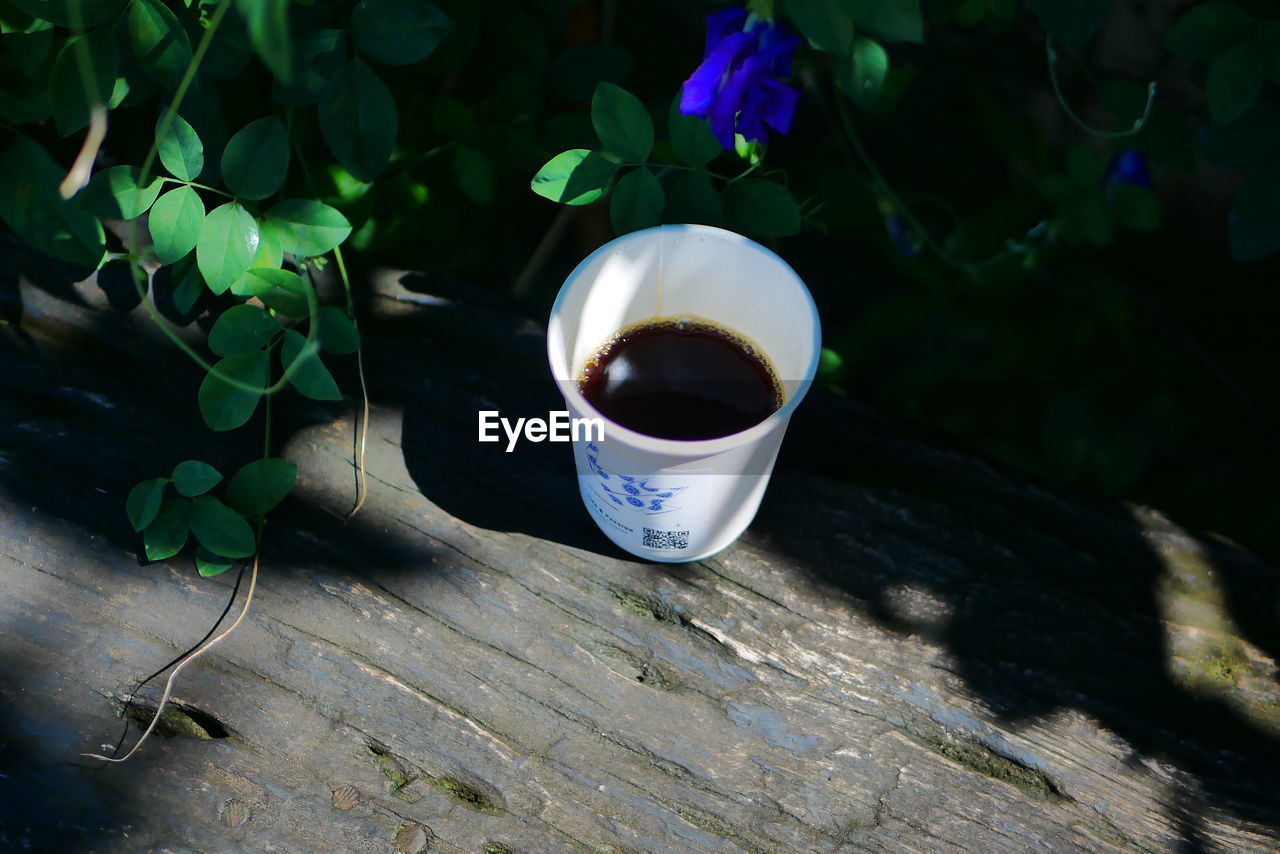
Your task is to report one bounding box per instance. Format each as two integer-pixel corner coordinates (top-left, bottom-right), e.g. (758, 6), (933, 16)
(232, 268), (310, 317)
(129, 0), (192, 88)
(0, 136), (105, 267)
(350, 0), (452, 65)
(10, 0), (127, 28)
(1207, 39), (1263, 126)
(209, 304), (279, 356)
(319, 57), (397, 182)
(198, 202), (260, 295)
(198, 350), (268, 431)
(0, 53), (54, 124)
(0, 2), (51, 32)
(149, 186), (204, 265)
(226, 457), (297, 517)
(724, 179), (802, 237)
(190, 495), (256, 559)
(453, 145), (495, 205)
(591, 82), (653, 162)
(235, 0), (291, 83)
(281, 328), (342, 400)
(271, 29), (346, 106)
(172, 459), (222, 497)
(669, 96), (722, 166)
(849, 0), (923, 43)
(1067, 147), (1104, 185)
(247, 219), (282, 269)
(49, 28), (117, 136)
(81, 165), (163, 220)
(531, 149), (616, 205)
(127, 477), (168, 532)
(266, 199), (351, 256)
(1028, 0), (1114, 47)
(9, 27), (53, 74)
(1164, 2), (1251, 60)
(818, 347), (845, 380)
(782, 0), (855, 55)
(664, 171), (723, 226)
(842, 37), (888, 108)
(317, 306), (360, 354)
(610, 167), (663, 235)
(1111, 184), (1160, 231)
(156, 111), (203, 181)
(1228, 167), (1280, 261)
(222, 117), (290, 201)
(195, 547), (236, 577)
(169, 254), (204, 314)
(143, 495), (190, 561)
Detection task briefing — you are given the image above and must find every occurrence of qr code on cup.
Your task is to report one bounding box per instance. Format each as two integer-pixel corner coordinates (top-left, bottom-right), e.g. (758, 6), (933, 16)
(642, 528), (690, 550)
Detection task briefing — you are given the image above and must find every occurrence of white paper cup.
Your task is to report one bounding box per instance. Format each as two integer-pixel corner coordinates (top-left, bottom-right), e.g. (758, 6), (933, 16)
(547, 224), (821, 562)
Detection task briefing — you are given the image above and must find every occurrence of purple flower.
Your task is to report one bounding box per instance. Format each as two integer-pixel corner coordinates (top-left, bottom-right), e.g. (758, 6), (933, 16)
(1106, 150), (1152, 189)
(679, 8), (801, 150)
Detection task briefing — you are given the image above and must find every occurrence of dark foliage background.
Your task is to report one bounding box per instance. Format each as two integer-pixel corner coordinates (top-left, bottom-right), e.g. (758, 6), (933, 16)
(1, 0), (1277, 561)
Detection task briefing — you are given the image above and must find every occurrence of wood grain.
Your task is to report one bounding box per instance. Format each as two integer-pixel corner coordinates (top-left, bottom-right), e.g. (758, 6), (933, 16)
(0, 251), (1276, 853)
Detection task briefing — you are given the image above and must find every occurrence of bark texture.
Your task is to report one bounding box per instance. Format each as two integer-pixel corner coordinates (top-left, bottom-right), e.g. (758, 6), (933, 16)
(1, 248), (1277, 853)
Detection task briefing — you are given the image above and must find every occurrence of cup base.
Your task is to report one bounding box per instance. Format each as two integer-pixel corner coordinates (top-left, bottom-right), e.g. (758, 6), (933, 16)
(602, 532), (739, 564)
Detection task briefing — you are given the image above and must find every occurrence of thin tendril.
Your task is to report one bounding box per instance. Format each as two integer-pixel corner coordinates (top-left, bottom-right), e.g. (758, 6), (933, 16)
(83, 550), (261, 764)
(88, 560), (248, 766)
(285, 118), (371, 521)
(332, 245), (370, 522)
(1046, 34), (1157, 139)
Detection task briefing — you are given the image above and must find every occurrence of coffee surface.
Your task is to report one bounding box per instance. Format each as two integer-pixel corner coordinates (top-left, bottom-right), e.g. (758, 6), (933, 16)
(578, 318), (783, 440)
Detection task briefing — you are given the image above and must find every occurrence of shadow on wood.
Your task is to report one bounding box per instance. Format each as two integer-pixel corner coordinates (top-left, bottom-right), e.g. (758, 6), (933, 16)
(1, 256), (1277, 853)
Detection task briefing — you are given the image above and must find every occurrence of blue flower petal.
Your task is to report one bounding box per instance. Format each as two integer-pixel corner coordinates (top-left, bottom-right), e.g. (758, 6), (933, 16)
(884, 213), (921, 257)
(1107, 150), (1152, 189)
(754, 23), (801, 78)
(705, 7), (749, 55)
(680, 12), (800, 151)
(709, 51), (765, 147)
(681, 32), (753, 118)
(755, 77), (799, 135)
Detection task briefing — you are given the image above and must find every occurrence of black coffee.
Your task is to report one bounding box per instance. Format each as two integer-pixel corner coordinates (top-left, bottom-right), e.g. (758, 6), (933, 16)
(578, 317), (783, 440)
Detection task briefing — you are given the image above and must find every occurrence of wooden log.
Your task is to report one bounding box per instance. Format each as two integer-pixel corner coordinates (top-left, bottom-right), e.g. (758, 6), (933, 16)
(0, 247), (1277, 853)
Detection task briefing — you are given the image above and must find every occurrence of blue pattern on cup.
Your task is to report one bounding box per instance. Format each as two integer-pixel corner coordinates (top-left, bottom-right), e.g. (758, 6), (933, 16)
(584, 445), (688, 514)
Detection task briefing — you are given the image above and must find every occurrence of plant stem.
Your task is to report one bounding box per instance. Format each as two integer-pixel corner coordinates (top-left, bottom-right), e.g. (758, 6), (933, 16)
(1045, 35), (1157, 139)
(162, 177), (234, 198)
(332, 245), (370, 522)
(832, 92), (981, 280)
(286, 126), (371, 521)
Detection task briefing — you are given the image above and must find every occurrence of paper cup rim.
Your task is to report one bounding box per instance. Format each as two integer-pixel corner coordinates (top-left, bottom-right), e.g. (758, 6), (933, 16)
(547, 224), (821, 459)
